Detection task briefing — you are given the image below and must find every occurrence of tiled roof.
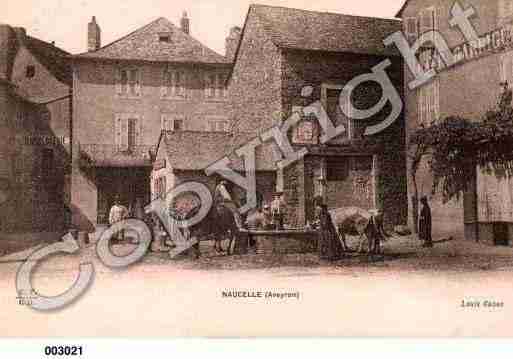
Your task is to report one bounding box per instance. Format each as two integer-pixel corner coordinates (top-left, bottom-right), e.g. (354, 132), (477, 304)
(396, 0), (409, 18)
(26, 36), (72, 85)
(250, 4), (402, 56)
(75, 17), (230, 64)
(162, 131), (276, 171)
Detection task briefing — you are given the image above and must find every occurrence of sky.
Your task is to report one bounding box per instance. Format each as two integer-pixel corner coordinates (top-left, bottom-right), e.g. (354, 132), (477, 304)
(2, 0), (406, 55)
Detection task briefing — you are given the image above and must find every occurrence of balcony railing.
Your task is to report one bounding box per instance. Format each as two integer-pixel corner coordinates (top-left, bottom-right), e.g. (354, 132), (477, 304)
(79, 144), (156, 168)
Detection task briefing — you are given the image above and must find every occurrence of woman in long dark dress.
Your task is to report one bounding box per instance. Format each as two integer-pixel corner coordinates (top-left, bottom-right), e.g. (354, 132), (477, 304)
(314, 198), (343, 261)
(419, 196), (433, 248)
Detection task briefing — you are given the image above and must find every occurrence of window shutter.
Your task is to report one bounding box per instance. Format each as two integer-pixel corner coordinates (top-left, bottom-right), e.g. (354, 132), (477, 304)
(120, 118), (129, 151)
(434, 79), (439, 122)
(161, 69), (168, 98)
(180, 72), (186, 97)
(205, 73), (213, 98)
(342, 85), (353, 139)
(161, 114), (166, 132)
(137, 117), (143, 146)
(135, 70), (141, 96)
(204, 73), (209, 97)
(501, 52), (513, 84)
(115, 116), (122, 148)
(170, 71), (176, 97)
(418, 89), (424, 126)
(115, 68), (122, 96)
(214, 74), (220, 98)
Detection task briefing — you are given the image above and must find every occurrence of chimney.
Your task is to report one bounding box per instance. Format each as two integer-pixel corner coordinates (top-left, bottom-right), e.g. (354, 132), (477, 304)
(88, 16), (101, 52)
(180, 11), (190, 35)
(0, 25), (17, 80)
(225, 26), (241, 62)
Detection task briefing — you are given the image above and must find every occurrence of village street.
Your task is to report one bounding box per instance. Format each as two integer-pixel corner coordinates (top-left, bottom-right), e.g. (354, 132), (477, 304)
(1, 231), (513, 337)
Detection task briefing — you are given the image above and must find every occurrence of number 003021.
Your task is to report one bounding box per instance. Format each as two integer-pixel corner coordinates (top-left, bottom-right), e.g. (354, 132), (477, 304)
(44, 346), (83, 356)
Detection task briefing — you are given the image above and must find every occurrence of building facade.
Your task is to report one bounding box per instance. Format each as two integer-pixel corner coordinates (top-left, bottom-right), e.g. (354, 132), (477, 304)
(398, 0), (513, 242)
(229, 5), (407, 228)
(0, 24), (72, 233)
(71, 14), (236, 230)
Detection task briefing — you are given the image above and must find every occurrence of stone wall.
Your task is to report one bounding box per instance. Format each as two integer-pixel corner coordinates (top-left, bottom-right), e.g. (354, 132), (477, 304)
(228, 6), (283, 135)
(280, 49), (407, 228)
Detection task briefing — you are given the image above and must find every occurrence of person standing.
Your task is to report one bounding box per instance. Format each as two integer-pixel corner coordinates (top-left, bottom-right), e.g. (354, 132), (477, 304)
(499, 81), (512, 112)
(109, 195), (128, 241)
(314, 196), (343, 261)
(419, 196), (433, 248)
(271, 192), (287, 230)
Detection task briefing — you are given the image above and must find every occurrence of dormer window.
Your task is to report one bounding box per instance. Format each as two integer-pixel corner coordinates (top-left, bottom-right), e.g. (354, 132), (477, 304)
(158, 33), (171, 43)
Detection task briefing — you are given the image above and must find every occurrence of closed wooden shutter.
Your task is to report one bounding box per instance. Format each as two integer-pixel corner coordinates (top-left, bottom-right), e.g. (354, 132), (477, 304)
(137, 117), (143, 146)
(134, 69), (141, 97)
(161, 69), (168, 98)
(161, 115), (166, 132)
(176, 72), (184, 97)
(433, 79), (439, 121)
(115, 116), (122, 148)
(501, 52), (513, 84)
(120, 118), (129, 151)
(115, 68), (122, 96)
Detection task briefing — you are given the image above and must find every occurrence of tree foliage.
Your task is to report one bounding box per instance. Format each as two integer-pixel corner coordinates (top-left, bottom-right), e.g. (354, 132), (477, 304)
(409, 106), (513, 202)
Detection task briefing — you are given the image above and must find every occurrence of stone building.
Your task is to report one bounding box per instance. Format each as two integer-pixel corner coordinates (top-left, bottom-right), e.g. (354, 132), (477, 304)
(0, 24), (72, 233)
(71, 14), (235, 230)
(151, 130), (276, 214)
(397, 0), (513, 242)
(228, 5), (407, 227)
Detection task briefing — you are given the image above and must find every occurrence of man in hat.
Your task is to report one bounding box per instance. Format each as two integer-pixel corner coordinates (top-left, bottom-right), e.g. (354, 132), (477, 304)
(419, 196), (433, 248)
(499, 81), (512, 112)
(271, 192), (286, 230)
(109, 195), (129, 241)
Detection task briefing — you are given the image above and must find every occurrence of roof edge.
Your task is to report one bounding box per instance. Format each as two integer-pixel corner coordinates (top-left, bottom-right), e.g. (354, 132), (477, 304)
(74, 17), (162, 58)
(395, 0), (409, 18)
(250, 3), (402, 22)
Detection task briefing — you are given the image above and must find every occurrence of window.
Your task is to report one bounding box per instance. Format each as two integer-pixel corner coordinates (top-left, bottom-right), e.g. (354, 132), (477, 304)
(127, 118), (137, 149)
(326, 157), (349, 182)
(161, 114), (185, 132)
(158, 33), (171, 43)
(116, 68), (141, 97)
(418, 7), (437, 45)
(404, 17), (418, 43)
(162, 68), (186, 98)
(41, 149), (54, 179)
(207, 117), (230, 132)
(418, 78), (440, 127)
(205, 72), (227, 99)
(15, 106), (26, 130)
(115, 114), (143, 151)
(419, 7), (437, 34)
(321, 83), (353, 142)
(26, 65), (35, 78)
(154, 177), (166, 199)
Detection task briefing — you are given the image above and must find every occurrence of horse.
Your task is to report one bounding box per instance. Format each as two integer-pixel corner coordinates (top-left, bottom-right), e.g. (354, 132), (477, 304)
(329, 207), (387, 255)
(186, 201), (242, 255)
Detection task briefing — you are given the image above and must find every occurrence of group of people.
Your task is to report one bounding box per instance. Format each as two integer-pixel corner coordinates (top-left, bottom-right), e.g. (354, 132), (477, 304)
(245, 192), (287, 231)
(107, 180), (435, 257)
